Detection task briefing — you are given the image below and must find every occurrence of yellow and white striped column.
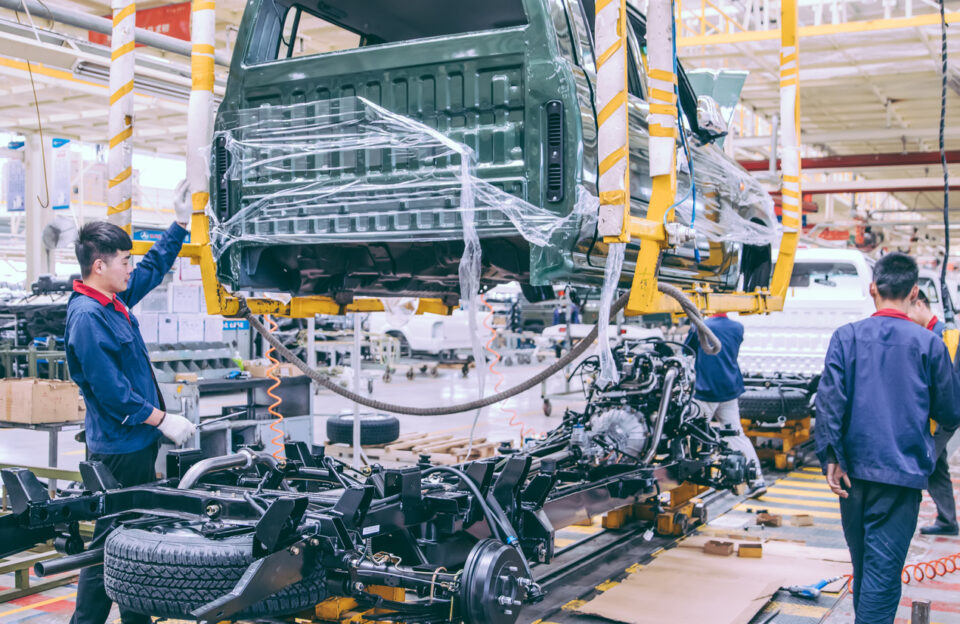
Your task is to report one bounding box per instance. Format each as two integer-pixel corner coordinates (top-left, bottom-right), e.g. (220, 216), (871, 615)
(595, 0), (631, 241)
(107, 0), (136, 235)
(188, 0), (223, 314)
(770, 0), (801, 299)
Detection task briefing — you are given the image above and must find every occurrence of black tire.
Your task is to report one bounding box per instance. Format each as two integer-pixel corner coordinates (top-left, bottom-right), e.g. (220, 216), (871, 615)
(738, 387), (810, 422)
(326, 414), (400, 445)
(103, 526), (327, 620)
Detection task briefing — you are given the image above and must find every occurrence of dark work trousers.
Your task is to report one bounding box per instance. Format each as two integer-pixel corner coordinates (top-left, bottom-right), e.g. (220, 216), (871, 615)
(927, 426), (958, 529)
(839, 479), (921, 624)
(70, 442), (159, 624)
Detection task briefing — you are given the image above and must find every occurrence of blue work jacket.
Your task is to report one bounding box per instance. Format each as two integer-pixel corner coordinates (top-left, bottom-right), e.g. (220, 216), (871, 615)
(65, 223), (187, 455)
(685, 314), (746, 403)
(814, 309), (960, 490)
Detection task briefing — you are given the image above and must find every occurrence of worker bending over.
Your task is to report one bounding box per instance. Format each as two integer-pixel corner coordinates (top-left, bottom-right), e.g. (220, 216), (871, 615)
(908, 288), (958, 536)
(66, 182), (197, 624)
(686, 313), (766, 496)
(815, 253), (960, 624)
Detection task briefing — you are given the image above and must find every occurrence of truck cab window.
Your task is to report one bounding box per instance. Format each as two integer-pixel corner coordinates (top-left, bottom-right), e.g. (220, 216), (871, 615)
(279, 5), (360, 59)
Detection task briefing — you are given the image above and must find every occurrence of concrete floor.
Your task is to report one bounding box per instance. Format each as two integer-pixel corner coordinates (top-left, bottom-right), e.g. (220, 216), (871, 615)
(2, 360), (960, 624)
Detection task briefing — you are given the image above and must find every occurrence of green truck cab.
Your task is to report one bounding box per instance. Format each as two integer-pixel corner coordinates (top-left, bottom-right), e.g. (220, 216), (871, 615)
(211, 0), (776, 303)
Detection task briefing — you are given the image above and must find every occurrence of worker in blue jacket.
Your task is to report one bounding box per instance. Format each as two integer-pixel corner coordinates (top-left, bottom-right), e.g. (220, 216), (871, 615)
(686, 313), (766, 495)
(66, 182), (197, 624)
(908, 288), (958, 535)
(815, 253), (960, 624)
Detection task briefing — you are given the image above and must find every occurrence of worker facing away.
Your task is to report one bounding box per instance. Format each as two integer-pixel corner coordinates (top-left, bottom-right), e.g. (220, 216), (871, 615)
(908, 288), (958, 536)
(815, 253), (960, 624)
(66, 181), (197, 624)
(685, 313), (766, 496)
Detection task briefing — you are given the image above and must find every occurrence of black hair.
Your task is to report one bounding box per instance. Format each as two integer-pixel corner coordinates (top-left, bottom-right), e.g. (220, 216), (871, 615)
(75, 221), (132, 278)
(873, 252), (918, 301)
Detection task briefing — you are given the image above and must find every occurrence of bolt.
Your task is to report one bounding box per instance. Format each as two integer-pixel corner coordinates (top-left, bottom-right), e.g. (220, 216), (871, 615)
(498, 596), (513, 606)
(204, 504), (220, 517)
(289, 545), (301, 555)
(309, 537), (320, 547)
(354, 582), (365, 592)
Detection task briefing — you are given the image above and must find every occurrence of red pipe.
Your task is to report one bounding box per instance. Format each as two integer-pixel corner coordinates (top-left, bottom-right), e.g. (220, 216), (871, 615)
(739, 151), (960, 172)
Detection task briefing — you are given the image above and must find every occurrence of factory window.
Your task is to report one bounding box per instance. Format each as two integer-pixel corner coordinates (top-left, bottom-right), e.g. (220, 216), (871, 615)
(252, 0), (528, 64)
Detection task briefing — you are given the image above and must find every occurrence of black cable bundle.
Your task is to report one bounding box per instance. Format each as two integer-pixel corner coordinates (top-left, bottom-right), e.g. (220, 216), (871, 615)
(939, 0), (954, 326)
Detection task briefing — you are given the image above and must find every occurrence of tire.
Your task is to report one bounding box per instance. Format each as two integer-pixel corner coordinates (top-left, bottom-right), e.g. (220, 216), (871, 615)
(738, 387), (809, 423)
(103, 527), (327, 620)
(326, 414), (400, 445)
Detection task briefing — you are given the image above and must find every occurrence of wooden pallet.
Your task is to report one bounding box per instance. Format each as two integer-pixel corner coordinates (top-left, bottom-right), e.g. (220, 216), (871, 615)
(325, 430), (500, 466)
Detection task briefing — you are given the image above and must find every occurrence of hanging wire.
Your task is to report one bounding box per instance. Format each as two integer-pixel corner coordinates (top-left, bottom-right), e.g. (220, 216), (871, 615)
(938, 0), (954, 326)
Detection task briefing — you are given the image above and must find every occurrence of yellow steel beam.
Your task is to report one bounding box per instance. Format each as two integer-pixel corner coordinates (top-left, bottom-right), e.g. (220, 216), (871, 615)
(678, 11), (960, 47)
(769, 0), (800, 300)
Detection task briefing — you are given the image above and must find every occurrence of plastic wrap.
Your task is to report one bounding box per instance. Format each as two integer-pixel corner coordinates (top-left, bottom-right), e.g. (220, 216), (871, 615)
(210, 97), (596, 261)
(674, 143), (781, 246)
(597, 242), (626, 387)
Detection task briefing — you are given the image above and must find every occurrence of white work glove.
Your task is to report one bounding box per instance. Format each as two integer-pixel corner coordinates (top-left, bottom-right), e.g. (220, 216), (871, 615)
(173, 179), (192, 226)
(157, 412), (197, 446)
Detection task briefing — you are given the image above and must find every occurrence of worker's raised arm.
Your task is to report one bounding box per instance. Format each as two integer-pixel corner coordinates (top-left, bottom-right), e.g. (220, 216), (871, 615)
(120, 222), (188, 309)
(814, 329), (849, 471)
(68, 313), (159, 427)
(929, 339), (960, 432)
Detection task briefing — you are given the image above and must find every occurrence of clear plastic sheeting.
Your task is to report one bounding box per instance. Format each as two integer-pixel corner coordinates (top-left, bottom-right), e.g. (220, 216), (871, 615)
(676, 144), (781, 246)
(597, 242), (626, 387)
(381, 298), (419, 329)
(210, 97), (596, 262)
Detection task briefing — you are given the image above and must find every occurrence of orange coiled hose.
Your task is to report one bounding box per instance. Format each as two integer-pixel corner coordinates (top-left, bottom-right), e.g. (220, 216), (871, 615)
(264, 314), (285, 460)
(902, 553), (960, 584)
(480, 295), (536, 442)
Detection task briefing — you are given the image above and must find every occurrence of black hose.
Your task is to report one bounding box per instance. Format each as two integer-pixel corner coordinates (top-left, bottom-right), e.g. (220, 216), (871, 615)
(242, 285), (720, 415)
(938, 0), (954, 326)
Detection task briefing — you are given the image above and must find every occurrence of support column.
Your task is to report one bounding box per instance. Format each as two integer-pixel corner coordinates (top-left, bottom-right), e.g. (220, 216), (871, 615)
(107, 0), (136, 235)
(24, 134), (53, 288)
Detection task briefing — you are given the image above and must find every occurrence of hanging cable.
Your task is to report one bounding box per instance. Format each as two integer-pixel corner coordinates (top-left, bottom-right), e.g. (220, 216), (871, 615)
(938, 0), (954, 326)
(241, 283), (720, 416)
(264, 314), (285, 460)
(480, 295), (536, 444)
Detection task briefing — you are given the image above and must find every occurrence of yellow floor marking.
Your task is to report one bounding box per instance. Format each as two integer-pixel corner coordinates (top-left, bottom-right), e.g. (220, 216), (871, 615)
(785, 472), (828, 481)
(554, 538), (575, 548)
(799, 466), (822, 473)
(735, 503), (841, 519)
(757, 495), (840, 509)
(774, 479), (832, 491)
(563, 524), (603, 535)
(0, 592), (77, 619)
(768, 602), (829, 617)
(63, 450), (85, 456)
(625, 563), (643, 574)
(562, 599), (587, 611)
(595, 579), (620, 592)
(767, 485), (838, 499)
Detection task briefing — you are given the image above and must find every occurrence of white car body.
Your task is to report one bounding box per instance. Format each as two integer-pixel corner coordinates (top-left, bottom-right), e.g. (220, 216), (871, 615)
(541, 324), (663, 342)
(365, 310), (478, 355)
(737, 248), (874, 377)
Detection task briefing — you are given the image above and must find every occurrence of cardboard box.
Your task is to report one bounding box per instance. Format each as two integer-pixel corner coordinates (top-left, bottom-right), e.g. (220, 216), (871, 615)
(738, 543), (763, 559)
(0, 378), (85, 424)
(139, 313), (159, 344)
(756, 513), (782, 528)
(158, 314), (178, 344)
(703, 540), (735, 557)
(203, 317), (224, 343)
(791, 514), (815, 527)
(244, 359), (303, 378)
(177, 316), (205, 343)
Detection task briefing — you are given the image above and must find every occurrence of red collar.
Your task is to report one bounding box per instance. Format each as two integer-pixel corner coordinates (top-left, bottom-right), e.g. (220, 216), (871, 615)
(927, 315), (940, 331)
(872, 308), (912, 322)
(712, 313), (728, 318)
(73, 280), (130, 323)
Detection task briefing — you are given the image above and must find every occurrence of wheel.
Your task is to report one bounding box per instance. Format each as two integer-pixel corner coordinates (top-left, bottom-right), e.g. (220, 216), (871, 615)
(542, 399), (552, 417)
(738, 387), (809, 423)
(103, 526), (327, 620)
(406, 367), (415, 380)
(382, 372), (392, 383)
(326, 414), (400, 445)
(430, 365), (439, 377)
